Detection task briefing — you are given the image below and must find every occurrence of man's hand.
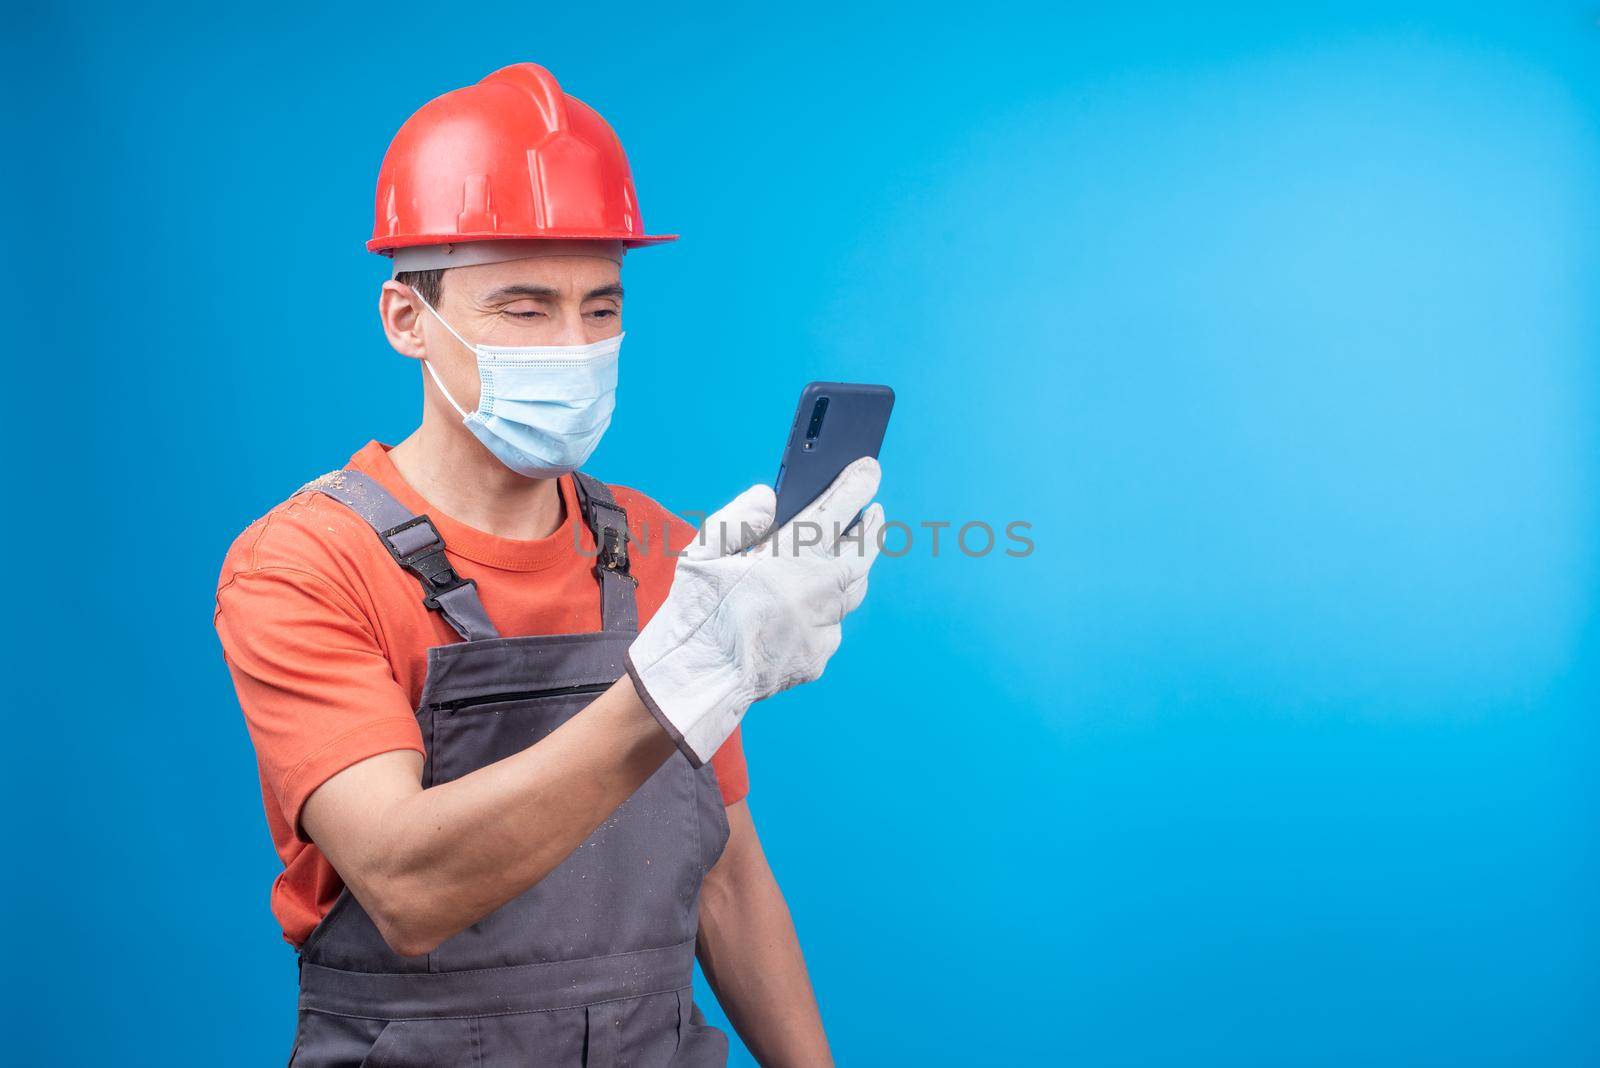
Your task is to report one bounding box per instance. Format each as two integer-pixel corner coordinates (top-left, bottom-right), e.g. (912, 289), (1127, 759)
(626, 457), (885, 765)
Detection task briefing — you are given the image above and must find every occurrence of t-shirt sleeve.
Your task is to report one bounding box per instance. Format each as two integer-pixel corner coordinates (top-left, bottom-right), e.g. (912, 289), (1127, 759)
(612, 484), (751, 807)
(661, 513), (750, 807)
(215, 565), (424, 840)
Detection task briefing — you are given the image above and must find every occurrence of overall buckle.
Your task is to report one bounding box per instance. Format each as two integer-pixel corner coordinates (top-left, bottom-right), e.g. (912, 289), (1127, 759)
(596, 522), (636, 584)
(379, 514), (479, 609)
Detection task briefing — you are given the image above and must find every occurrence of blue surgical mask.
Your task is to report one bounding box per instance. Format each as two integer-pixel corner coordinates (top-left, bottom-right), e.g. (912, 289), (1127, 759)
(414, 292), (621, 479)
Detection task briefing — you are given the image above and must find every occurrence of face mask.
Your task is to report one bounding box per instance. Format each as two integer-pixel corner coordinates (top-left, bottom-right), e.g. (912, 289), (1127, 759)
(413, 291), (621, 479)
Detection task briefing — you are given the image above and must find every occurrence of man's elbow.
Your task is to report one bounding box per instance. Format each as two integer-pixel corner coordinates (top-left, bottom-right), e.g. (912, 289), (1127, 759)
(368, 896), (447, 958)
(358, 873), (452, 958)
(377, 923), (443, 960)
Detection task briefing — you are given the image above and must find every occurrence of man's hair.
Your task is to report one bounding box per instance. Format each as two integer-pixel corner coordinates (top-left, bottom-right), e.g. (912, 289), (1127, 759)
(395, 268), (444, 306)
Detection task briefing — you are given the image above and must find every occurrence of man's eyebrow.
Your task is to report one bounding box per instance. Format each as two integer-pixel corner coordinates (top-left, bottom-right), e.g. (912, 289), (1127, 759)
(479, 282), (625, 303)
(482, 284), (560, 302)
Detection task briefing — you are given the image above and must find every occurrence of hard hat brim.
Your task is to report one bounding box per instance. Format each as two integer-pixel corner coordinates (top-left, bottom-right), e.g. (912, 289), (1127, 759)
(370, 232), (678, 256)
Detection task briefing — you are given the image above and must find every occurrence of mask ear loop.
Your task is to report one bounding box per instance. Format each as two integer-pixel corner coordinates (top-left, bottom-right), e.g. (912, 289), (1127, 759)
(422, 359), (470, 419)
(408, 286), (474, 419)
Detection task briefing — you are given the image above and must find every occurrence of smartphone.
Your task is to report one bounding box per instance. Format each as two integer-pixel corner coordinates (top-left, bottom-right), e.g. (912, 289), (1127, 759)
(772, 381), (895, 530)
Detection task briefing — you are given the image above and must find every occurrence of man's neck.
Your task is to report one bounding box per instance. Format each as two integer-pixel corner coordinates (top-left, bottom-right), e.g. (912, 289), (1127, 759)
(388, 413), (565, 541)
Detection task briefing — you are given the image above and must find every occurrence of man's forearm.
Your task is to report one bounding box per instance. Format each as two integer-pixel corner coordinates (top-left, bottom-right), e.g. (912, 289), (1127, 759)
(305, 676), (675, 956)
(697, 801), (833, 1067)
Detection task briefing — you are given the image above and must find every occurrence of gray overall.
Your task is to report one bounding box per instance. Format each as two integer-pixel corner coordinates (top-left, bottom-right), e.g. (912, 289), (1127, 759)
(287, 469), (730, 1068)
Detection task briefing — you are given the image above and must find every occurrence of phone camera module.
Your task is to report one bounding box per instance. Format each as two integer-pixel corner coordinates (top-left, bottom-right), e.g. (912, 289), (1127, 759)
(805, 396), (830, 441)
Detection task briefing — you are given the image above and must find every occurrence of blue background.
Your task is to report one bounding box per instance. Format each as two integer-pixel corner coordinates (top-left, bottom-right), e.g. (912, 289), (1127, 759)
(6, 2), (1598, 1064)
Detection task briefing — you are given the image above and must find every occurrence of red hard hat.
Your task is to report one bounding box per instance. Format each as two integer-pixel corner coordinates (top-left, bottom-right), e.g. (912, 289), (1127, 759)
(369, 63), (675, 259)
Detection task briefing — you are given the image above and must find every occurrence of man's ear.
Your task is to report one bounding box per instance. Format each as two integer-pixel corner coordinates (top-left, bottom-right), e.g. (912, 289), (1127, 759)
(379, 281), (427, 361)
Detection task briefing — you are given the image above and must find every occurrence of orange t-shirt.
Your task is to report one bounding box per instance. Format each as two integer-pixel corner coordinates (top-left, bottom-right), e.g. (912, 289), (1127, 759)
(215, 442), (749, 946)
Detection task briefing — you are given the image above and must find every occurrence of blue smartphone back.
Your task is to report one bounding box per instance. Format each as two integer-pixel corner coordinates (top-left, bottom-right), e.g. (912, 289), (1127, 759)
(772, 381), (895, 530)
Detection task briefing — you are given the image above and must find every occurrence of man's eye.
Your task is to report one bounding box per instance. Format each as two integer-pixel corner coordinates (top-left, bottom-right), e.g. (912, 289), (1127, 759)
(505, 309), (546, 319)
(587, 308), (617, 319)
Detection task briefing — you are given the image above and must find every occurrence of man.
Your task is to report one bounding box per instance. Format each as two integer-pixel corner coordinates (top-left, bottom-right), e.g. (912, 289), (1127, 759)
(215, 63), (885, 1067)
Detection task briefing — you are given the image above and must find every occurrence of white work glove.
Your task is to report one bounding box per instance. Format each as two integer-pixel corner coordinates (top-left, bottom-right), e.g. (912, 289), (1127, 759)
(625, 457), (886, 765)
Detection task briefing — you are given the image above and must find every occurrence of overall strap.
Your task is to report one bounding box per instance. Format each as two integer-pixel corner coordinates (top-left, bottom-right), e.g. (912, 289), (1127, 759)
(571, 472), (640, 634)
(299, 470), (501, 643)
